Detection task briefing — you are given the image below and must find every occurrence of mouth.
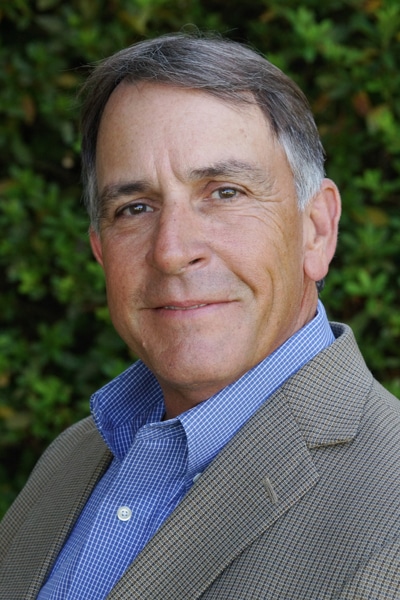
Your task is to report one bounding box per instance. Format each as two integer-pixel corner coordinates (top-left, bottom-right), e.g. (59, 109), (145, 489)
(162, 303), (208, 311)
(149, 299), (235, 321)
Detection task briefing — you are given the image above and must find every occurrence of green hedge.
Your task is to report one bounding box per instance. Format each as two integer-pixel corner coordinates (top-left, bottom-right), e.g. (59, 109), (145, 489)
(1, 0), (399, 518)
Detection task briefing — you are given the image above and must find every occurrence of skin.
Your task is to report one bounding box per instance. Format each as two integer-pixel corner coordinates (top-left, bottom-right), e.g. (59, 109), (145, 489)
(90, 82), (341, 418)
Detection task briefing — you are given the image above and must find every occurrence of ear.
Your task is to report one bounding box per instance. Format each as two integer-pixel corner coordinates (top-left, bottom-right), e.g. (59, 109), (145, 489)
(303, 178), (341, 282)
(89, 227), (105, 268)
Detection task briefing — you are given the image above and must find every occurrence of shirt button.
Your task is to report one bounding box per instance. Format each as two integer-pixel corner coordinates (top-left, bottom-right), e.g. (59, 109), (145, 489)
(117, 506), (132, 521)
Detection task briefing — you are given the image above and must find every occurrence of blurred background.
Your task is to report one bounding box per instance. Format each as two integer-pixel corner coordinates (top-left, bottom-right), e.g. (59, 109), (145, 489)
(0, 0), (399, 518)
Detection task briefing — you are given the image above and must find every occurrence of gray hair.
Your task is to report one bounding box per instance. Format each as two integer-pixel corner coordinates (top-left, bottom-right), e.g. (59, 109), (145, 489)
(80, 32), (325, 230)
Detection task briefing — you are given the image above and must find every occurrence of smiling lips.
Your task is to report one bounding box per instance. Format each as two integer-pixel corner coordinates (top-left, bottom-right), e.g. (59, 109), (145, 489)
(162, 303), (208, 310)
(153, 300), (233, 312)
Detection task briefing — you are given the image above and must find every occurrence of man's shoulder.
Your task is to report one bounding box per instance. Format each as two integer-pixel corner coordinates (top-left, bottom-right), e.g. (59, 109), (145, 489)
(279, 320), (399, 448)
(34, 415), (100, 465)
(0, 416), (107, 563)
(26, 415), (106, 491)
(328, 321), (399, 410)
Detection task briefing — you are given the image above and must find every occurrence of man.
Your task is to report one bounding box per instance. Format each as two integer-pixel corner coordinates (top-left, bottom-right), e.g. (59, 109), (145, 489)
(1, 33), (400, 599)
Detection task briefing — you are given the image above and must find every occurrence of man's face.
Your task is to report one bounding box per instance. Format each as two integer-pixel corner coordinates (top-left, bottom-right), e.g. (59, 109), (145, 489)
(91, 82), (333, 416)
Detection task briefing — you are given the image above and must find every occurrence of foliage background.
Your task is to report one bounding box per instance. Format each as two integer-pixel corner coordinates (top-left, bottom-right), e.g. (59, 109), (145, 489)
(0, 0), (399, 518)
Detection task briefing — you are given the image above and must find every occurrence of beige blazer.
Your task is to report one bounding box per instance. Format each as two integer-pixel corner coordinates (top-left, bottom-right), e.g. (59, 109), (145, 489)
(1, 323), (400, 599)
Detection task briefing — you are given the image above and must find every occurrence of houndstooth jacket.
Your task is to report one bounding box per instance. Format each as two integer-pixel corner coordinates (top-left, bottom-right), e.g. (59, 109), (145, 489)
(1, 323), (400, 599)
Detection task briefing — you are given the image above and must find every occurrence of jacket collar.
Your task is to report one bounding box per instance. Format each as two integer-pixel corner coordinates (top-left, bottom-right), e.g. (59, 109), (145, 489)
(285, 322), (372, 449)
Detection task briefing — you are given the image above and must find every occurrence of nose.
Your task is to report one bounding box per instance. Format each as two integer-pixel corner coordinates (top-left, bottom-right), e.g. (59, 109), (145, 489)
(146, 201), (210, 275)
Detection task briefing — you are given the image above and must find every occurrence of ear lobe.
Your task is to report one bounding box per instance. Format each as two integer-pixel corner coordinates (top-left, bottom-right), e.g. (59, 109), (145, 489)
(303, 178), (341, 282)
(89, 228), (105, 268)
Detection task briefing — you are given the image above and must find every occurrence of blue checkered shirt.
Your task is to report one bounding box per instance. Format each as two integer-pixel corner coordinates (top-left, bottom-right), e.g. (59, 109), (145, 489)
(38, 301), (334, 599)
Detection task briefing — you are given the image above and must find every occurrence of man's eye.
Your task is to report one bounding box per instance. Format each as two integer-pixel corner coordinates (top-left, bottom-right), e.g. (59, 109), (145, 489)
(117, 203), (153, 217)
(211, 187), (239, 200)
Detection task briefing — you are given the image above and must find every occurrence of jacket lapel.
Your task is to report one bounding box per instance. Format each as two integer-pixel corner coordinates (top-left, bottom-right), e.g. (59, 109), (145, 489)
(0, 426), (112, 599)
(108, 389), (320, 599)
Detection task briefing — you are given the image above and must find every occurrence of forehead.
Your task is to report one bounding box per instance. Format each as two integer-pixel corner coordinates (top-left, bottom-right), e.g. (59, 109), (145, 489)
(101, 79), (265, 118)
(96, 82), (288, 185)
(99, 81), (272, 141)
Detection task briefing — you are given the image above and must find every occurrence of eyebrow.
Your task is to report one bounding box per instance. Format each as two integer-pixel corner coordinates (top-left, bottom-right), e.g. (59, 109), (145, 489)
(187, 159), (270, 187)
(99, 159), (271, 210)
(100, 181), (150, 207)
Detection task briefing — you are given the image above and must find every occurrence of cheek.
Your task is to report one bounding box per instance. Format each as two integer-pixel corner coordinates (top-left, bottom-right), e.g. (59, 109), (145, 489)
(101, 236), (141, 281)
(245, 231), (305, 303)
(102, 249), (133, 307)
